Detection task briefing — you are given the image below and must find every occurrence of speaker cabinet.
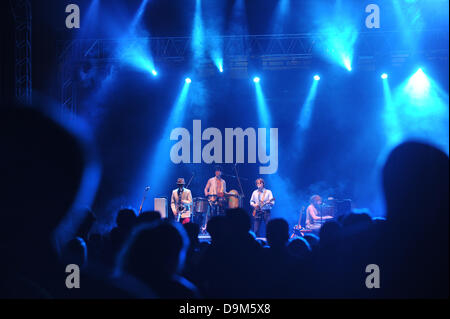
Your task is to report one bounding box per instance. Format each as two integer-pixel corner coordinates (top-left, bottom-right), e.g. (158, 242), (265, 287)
(154, 197), (168, 218)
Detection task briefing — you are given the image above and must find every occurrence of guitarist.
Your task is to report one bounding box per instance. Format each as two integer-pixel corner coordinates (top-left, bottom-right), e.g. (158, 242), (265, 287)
(170, 178), (193, 224)
(250, 178), (275, 237)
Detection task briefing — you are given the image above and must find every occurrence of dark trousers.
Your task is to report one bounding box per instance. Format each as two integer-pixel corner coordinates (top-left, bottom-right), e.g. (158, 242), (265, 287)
(253, 210), (271, 237)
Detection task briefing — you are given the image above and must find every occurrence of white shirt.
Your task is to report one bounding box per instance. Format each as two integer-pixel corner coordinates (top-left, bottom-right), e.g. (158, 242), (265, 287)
(306, 204), (319, 226)
(250, 188), (274, 210)
(205, 177), (226, 195)
(171, 188), (193, 217)
(306, 204), (333, 227)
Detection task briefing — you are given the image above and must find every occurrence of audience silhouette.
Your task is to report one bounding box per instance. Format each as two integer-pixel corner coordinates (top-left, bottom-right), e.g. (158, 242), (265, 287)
(1, 104), (447, 299)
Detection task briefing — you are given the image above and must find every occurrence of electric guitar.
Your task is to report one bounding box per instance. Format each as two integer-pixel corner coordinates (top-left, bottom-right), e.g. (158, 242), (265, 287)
(252, 197), (275, 217)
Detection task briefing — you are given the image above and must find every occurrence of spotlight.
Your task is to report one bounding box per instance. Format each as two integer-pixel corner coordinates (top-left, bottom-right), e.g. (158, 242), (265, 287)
(151, 69), (158, 76)
(314, 75), (320, 81)
(185, 77), (192, 84)
(344, 58), (352, 71)
(406, 68), (430, 98)
(381, 73), (388, 79)
(253, 77), (260, 83)
(219, 66), (224, 73)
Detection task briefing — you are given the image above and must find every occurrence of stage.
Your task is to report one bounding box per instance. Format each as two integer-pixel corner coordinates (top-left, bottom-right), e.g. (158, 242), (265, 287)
(1, 0), (448, 300)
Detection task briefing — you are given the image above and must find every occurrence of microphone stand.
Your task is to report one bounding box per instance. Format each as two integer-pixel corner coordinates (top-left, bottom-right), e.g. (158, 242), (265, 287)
(184, 173), (194, 221)
(186, 173), (194, 189)
(138, 186), (150, 216)
(233, 164), (245, 208)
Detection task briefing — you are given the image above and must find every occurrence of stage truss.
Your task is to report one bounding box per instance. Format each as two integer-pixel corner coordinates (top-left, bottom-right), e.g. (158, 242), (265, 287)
(58, 30), (448, 113)
(10, 0), (32, 105)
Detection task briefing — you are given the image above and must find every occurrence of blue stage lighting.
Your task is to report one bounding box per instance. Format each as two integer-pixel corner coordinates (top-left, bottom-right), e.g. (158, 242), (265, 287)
(381, 73), (388, 79)
(185, 77), (192, 84)
(253, 77), (260, 83)
(405, 68), (430, 98)
(316, 12), (358, 72)
(299, 78), (320, 131)
(151, 69), (158, 76)
(344, 58), (352, 71)
(147, 80), (191, 197)
(213, 57), (224, 74)
(192, 0), (205, 61)
(383, 67), (449, 154)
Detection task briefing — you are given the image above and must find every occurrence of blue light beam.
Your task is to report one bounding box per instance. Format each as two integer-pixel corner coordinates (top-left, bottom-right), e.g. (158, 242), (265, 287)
(147, 80), (191, 196)
(298, 78), (320, 131)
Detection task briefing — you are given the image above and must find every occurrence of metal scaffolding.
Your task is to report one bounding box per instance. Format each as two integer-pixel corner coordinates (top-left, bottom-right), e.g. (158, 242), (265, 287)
(9, 0), (32, 105)
(58, 29), (448, 113)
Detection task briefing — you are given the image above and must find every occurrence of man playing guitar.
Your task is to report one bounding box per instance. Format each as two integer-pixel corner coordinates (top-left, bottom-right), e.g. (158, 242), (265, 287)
(250, 178), (275, 237)
(170, 178), (193, 224)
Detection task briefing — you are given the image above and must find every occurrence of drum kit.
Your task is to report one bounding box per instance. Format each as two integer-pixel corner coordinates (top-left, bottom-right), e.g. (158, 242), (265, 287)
(192, 189), (242, 227)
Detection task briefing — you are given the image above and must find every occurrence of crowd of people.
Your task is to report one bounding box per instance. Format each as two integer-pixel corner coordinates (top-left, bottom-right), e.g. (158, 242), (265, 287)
(0, 105), (448, 299)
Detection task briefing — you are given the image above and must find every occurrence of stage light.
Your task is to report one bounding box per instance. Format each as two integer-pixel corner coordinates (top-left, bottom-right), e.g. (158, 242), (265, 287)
(253, 78), (270, 128)
(253, 77), (260, 83)
(185, 77), (192, 84)
(316, 14), (357, 72)
(213, 58), (224, 73)
(382, 66), (449, 154)
(344, 58), (352, 71)
(405, 68), (430, 98)
(381, 73), (388, 79)
(314, 75), (320, 81)
(151, 69), (158, 76)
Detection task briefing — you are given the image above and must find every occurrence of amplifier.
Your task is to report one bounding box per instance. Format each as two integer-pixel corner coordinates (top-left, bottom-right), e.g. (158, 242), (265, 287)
(325, 199), (352, 218)
(154, 197), (168, 218)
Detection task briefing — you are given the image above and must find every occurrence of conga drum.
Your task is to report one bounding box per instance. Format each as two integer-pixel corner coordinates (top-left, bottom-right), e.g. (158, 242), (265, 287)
(227, 189), (241, 209)
(192, 197), (208, 225)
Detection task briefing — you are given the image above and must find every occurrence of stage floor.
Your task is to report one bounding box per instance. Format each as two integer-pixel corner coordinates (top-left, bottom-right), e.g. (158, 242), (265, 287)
(198, 235), (267, 242)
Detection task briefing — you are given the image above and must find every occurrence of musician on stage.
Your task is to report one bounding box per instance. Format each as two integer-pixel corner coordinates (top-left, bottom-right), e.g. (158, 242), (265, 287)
(250, 178), (275, 237)
(305, 195), (332, 231)
(170, 178), (193, 224)
(204, 166), (227, 217)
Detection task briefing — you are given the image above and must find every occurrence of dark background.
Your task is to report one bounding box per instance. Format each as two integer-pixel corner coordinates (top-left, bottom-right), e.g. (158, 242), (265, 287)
(1, 0), (448, 232)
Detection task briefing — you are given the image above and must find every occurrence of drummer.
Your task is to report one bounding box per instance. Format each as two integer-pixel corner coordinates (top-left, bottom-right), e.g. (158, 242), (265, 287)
(204, 166), (227, 216)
